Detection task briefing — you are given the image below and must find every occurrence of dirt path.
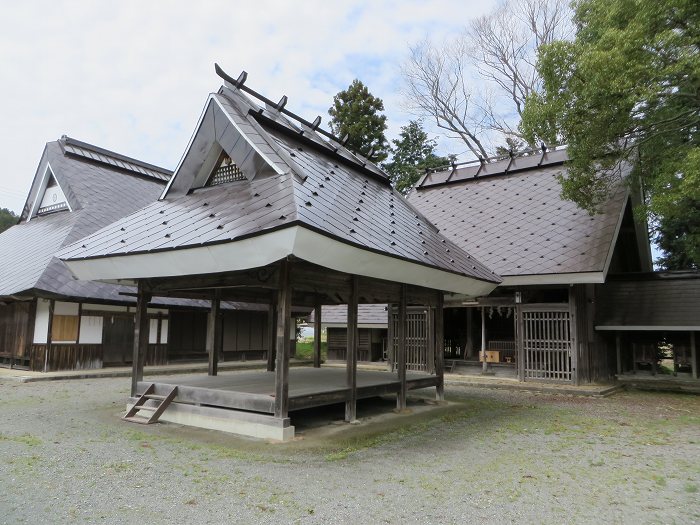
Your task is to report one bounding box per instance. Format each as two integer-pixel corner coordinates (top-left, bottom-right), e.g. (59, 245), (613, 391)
(0, 375), (698, 524)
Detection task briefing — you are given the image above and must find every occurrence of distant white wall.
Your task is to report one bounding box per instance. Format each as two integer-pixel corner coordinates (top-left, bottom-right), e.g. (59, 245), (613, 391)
(149, 319), (159, 344)
(79, 316), (103, 344)
(33, 299), (50, 344)
(161, 319), (169, 344)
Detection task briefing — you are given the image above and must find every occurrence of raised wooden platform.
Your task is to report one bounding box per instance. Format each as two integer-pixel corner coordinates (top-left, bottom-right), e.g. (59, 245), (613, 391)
(129, 367), (438, 441)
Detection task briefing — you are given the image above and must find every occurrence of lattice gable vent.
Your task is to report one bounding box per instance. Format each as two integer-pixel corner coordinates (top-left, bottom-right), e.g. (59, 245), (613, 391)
(205, 152), (246, 186)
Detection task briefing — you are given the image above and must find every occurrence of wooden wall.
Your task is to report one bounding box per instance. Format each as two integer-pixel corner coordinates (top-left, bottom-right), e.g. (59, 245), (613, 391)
(572, 284), (615, 384)
(0, 301), (34, 368)
(221, 310), (268, 361)
(327, 328), (378, 362)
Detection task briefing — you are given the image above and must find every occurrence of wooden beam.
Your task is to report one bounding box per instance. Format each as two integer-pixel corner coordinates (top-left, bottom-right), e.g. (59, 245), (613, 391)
(435, 292), (445, 401)
(274, 259), (292, 419)
(267, 300), (276, 372)
(207, 290), (222, 376)
(691, 331), (697, 381)
(313, 302), (322, 368)
(149, 269), (279, 294)
(345, 276), (358, 422)
(131, 283), (151, 396)
(396, 284), (407, 410)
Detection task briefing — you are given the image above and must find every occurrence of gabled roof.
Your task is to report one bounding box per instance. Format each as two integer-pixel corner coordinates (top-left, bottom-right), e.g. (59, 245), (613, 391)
(407, 150), (639, 285)
(60, 74), (500, 297)
(0, 137), (171, 300)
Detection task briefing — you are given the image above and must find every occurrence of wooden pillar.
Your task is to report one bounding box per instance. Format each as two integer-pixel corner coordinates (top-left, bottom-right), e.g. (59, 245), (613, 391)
(44, 299), (55, 373)
(435, 292), (445, 401)
(465, 307), (474, 358)
(426, 308), (435, 374)
(481, 306), (487, 373)
(131, 284), (151, 396)
(615, 332), (622, 376)
(345, 276), (358, 422)
(274, 259), (292, 419)
(313, 302), (322, 368)
(207, 290), (222, 376)
(396, 284), (407, 410)
(516, 302), (525, 382)
(267, 300), (276, 372)
(691, 331), (697, 381)
(387, 305), (395, 372)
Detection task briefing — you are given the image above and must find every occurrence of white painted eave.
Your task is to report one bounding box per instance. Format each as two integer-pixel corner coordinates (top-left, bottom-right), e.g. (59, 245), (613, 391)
(62, 225), (499, 297)
(499, 272), (606, 287)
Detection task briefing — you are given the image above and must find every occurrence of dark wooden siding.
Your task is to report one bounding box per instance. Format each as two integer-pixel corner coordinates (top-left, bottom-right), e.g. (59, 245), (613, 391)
(0, 301), (33, 368)
(222, 310), (268, 361)
(167, 310), (208, 361)
(572, 284), (615, 384)
(327, 328), (375, 361)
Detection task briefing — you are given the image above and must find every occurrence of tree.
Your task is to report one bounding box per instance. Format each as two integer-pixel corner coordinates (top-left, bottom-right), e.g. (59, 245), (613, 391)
(402, 0), (571, 158)
(521, 0), (700, 268)
(383, 120), (452, 193)
(328, 79), (389, 162)
(0, 208), (18, 234)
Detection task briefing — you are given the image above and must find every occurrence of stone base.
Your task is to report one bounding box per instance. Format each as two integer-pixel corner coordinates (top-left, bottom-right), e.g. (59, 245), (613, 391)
(126, 398), (295, 442)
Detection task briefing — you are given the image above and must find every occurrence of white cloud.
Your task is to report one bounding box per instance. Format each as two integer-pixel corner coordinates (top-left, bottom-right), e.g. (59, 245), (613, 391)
(0, 0), (496, 212)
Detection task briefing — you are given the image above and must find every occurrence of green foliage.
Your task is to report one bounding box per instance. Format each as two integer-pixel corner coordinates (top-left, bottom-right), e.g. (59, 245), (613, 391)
(382, 120), (451, 193)
(328, 79), (389, 162)
(521, 0), (700, 268)
(0, 207), (18, 234)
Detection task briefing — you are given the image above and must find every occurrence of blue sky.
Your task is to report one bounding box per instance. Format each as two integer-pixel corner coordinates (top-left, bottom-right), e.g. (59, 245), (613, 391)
(0, 0), (502, 213)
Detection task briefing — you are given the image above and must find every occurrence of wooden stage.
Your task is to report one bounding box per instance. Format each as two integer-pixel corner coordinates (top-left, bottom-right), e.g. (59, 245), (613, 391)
(130, 367), (438, 441)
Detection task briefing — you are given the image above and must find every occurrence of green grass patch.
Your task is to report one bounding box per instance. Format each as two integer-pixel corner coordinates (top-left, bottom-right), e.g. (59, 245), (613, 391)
(0, 433), (42, 447)
(294, 341), (327, 360)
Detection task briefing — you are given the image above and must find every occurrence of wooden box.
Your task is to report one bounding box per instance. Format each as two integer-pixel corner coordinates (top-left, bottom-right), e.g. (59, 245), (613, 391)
(479, 350), (500, 363)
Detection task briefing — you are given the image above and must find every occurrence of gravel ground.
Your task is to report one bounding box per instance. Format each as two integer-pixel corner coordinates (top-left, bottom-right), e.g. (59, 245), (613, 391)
(0, 373), (698, 525)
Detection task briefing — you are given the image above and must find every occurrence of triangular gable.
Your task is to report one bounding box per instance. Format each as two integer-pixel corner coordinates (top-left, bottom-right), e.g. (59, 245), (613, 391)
(28, 162), (72, 220)
(162, 94), (288, 199)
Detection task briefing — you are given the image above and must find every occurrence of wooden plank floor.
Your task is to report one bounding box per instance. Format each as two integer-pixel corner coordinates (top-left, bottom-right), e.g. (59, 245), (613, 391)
(151, 367), (433, 399)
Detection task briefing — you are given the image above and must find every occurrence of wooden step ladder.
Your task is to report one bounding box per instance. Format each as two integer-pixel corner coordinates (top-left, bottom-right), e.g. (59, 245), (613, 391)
(122, 384), (178, 425)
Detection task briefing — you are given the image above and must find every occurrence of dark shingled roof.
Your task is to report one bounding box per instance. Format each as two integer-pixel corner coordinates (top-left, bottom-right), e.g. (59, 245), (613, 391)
(596, 272), (700, 329)
(0, 138), (171, 300)
(60, 85), (499, 286)
(308, 304), (388, 326)
(407, 150), (629, 278)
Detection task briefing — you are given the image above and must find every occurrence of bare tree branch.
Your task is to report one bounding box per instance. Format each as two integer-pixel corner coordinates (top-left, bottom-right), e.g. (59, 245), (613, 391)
(402, 0), (573, 158)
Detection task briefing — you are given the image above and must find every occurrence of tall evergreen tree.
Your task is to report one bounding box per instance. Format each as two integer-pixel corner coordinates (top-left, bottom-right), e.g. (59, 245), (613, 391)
(0, 208), (18, 234)
(328, 79), (389, 162)
(383, 120), (451, 194)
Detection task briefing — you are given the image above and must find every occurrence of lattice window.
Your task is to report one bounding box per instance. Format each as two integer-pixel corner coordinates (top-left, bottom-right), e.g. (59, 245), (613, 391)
(206, 154), (246, 186)
(37, 201), (69, 215)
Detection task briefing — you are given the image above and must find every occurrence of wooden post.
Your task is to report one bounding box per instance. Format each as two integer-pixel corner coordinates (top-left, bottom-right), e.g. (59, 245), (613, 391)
(131, 283), (151, 396)
(465, 307), (474, 359)
(313, 302), (322, 368)
(274, 259), (292, 419)
(267, 300), (276, 372)
(396, 284), (407, 410)
(516, 303), (525, 382)
(207, 290), (222, 376)
(615, 332), (622, 376)
(691, 331), (697, 381)
(44, 299), (55, 373)
(387, 305), (394, 372)
(481, 306), (487, 373)
(345, 276), (358, 422)
(435, 292), (445, 401)
(426, 308), (435, 374)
